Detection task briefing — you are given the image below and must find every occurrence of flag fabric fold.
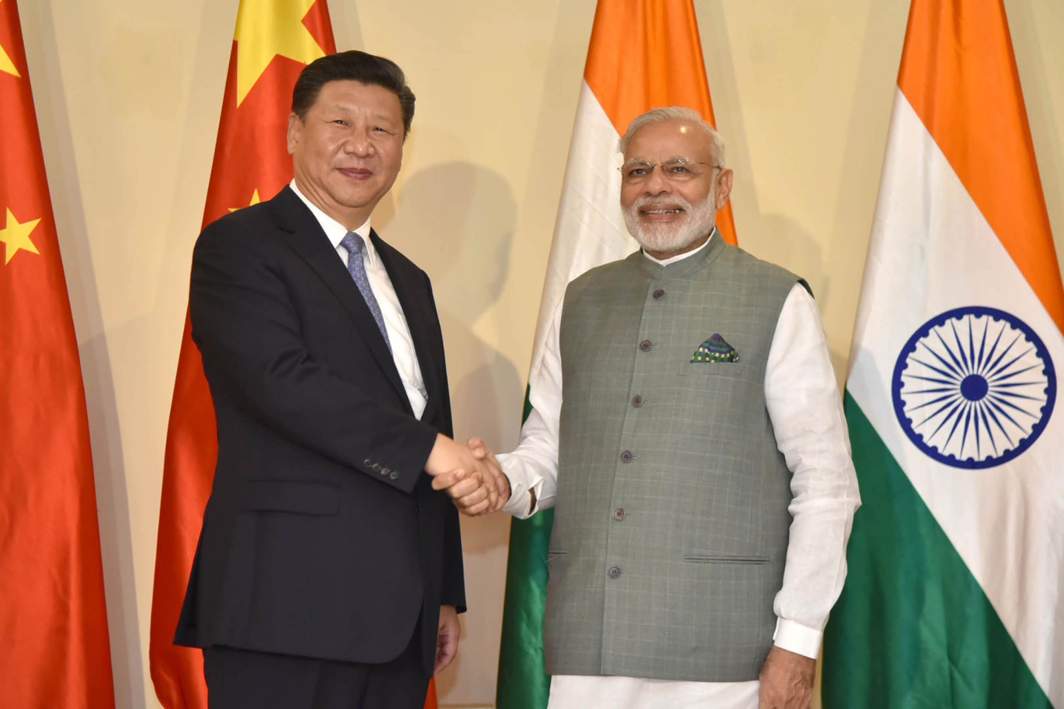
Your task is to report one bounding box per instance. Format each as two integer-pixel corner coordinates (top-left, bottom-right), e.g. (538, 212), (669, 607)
(149, 2), (336, 706)
(822, 2), (1064, 707)
(496, 2), (735, 706)
(0, 1), (115, 706)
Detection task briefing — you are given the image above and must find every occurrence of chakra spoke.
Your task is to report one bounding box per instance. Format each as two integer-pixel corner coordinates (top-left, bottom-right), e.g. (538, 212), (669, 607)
(950, 321), (972, 375)
(959, 403), (974, 457)
(918, 340), (966, 380)
(935, 329), (970, 378)
(904, 373), (964, 388)
(984, 333), (1021, 377)
(907, 391), (963, 413)
(975, 402), (1000, 457)
(984, 397), (1025, 433)
(915, 395), (964, 428)
(988, 363), (1042, 384)
(987, 347), (1034, 381)
(975, 318), (990, 374)
(977, 321), (1007, 376)
(910, 356), (964, 383)
(986, 393), (1040, 419)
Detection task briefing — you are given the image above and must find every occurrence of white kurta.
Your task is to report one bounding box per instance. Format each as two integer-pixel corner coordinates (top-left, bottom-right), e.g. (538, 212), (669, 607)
(499, 238), (861, 708)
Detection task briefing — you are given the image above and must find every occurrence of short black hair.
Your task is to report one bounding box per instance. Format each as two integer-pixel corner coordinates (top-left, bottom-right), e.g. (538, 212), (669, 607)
(291, 50), (415, 134)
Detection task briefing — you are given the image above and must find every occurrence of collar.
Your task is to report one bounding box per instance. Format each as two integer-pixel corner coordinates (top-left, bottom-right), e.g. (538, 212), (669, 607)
(642, 226), (717, 266)
(289, 179), (377, 266)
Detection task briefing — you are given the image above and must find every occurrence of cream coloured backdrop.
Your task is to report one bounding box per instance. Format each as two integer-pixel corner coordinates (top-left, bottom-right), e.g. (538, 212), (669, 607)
(14, 1), (1064, 707)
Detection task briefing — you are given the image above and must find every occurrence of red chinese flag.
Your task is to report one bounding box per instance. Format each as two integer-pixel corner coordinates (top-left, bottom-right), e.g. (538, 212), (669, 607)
(149, 1), (336, 706)
(0, 1), (115, 706)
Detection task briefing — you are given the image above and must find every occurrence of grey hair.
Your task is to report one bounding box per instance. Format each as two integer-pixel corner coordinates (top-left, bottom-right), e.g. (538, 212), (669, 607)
(618, 106), (726, 167)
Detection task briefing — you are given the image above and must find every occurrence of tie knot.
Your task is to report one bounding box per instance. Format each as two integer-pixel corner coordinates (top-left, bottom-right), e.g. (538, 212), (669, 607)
(340, 232), (364, 255)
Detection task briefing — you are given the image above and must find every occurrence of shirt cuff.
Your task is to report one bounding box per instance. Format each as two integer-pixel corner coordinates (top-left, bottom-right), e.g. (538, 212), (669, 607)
(772, 618), (822, 659)
(497, 453), (536, 519)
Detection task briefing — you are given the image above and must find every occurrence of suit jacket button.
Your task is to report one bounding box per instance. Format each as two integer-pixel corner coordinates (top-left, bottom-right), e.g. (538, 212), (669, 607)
(389, 471), (400, 480)
(381, 467), (391, 475)
(363, 458), (372, 466)
(371, 463), (381, 471)
(608, 566), (622, 579)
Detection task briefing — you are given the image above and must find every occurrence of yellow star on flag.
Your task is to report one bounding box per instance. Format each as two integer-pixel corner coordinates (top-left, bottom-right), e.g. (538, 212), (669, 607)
(0, 9), (20, 79)
(229, 189), (262, 212)
(0, 208), (42, 265)
(234, 0), (325, 106)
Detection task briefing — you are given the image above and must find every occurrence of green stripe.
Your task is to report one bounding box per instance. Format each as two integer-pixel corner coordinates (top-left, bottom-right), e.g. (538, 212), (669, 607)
(822, 392), (1051, 709)
(496, 392), (552, 709)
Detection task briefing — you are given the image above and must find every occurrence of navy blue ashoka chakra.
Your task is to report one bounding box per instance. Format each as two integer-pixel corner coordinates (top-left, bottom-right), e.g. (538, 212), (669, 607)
(892, 306), (1056, 469)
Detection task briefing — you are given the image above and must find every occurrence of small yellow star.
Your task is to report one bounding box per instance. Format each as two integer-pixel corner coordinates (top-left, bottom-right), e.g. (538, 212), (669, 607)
(229, 189), (262, 212)
(233, 0), (325, 106)
(0, 208), (42, 265)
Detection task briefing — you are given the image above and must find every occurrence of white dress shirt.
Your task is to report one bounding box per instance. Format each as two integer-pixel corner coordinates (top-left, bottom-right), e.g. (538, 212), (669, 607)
(498, 236), (860, 709)
(290, 181), (428, 419)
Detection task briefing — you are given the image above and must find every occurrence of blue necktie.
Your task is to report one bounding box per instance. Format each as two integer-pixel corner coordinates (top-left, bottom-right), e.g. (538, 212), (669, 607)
(340, 232), (390, 349)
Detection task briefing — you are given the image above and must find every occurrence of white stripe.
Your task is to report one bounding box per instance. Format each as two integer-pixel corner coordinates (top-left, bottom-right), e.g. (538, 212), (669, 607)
(848, 89), (1064, 703)
(527, 81), (638, 374)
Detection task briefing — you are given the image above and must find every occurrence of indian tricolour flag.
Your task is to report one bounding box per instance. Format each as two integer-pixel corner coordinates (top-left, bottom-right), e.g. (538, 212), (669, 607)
(822, 1), (1064, 707)
(494, 1), (737, 707)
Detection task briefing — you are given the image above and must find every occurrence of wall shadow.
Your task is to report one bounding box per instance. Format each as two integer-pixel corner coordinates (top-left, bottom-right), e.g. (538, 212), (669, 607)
(376, 162), (521, 699)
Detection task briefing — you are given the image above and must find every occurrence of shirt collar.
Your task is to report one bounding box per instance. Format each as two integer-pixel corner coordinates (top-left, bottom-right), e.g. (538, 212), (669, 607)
(642, 227), (717, 267)
(289, 180), (377, 266)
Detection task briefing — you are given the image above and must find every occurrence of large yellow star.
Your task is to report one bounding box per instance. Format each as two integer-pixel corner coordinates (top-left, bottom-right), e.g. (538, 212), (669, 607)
(0, 0), (21, 80)
(233, 0), (325, 106)
(229, 189), (262, 212)
(0, 208), (41, 265)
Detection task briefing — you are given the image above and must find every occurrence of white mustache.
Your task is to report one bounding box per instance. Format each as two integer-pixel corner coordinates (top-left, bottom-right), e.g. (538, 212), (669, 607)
(634, 196), (693, 213)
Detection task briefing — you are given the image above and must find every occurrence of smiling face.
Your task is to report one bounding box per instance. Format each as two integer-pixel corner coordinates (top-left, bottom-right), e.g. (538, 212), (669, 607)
(287, 80), (405, 230)
(620, 118), (733, 258)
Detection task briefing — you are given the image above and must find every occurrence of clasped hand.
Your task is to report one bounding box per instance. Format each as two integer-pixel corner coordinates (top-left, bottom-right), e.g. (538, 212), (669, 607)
(424, 434), (510, 516)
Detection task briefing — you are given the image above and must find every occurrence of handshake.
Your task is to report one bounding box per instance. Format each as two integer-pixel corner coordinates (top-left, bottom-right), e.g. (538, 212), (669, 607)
(424, 433), (510, 516)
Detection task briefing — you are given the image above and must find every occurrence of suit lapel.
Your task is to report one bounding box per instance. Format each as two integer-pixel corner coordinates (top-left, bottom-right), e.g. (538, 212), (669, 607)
(372, 229), (443, 422)
(266, 188), (409, 409)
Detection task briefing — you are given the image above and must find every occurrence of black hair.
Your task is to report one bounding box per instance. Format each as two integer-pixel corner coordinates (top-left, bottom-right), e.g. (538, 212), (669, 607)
(291, 50), (415, 134)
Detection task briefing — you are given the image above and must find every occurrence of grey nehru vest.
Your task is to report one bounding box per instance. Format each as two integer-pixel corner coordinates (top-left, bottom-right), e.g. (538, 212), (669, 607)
(544, 235), (803, 682)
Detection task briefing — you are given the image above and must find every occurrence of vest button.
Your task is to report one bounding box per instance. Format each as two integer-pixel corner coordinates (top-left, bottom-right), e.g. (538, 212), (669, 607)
(620, 450), (634, 463)
(639, 339), (653, 352)
(608, 566), (622, 579)
(652, 288), (666, 299)
(613, 507), (626, 521)
(631, 395), (643, 408)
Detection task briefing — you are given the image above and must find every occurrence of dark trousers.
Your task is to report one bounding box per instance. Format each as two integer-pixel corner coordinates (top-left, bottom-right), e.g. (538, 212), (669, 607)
(203, 632), (429, 709)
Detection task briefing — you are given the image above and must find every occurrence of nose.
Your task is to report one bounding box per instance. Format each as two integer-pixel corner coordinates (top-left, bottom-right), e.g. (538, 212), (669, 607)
(344, 126), (375, 157)
(642, 164), (671, 195)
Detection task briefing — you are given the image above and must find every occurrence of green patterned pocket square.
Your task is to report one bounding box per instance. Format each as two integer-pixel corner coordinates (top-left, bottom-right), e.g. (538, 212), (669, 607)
(691, 333), (740, 363)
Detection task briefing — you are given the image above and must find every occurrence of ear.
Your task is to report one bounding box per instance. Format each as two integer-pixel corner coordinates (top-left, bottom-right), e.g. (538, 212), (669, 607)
(286, 113), (302, 155)
(715, 168), (735, 209)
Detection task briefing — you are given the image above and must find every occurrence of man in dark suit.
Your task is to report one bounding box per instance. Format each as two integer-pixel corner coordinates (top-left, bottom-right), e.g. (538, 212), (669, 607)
(175, 50), (493, 709)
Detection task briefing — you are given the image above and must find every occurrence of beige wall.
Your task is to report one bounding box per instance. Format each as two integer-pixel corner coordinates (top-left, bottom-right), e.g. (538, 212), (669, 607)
(16, 1), (1064, 706)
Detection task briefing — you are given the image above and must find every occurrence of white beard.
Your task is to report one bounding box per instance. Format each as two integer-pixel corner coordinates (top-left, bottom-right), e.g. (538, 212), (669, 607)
(623, 193), (718, 254)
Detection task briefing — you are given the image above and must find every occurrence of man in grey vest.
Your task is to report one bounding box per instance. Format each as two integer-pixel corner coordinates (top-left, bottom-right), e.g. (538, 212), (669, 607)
(438, 107), (860, 709)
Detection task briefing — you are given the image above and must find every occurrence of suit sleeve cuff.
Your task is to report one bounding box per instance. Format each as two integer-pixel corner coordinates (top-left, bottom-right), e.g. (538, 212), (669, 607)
(773, 618), (822, 659)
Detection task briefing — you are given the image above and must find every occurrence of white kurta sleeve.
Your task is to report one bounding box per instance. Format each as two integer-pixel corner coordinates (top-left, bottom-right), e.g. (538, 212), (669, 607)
(765, 284), (861, 659)
(499, 301), (564, 519)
